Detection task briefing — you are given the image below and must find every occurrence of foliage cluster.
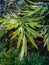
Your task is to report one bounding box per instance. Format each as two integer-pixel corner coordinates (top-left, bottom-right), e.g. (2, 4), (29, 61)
(0, 48), (47, 65)
(0, 0), (49, 60)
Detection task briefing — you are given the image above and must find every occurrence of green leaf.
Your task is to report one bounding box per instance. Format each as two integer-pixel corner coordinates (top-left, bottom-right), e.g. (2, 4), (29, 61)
(24, 36), (27, 56)
(25, 26), (40, 37)
(17, 32), (22, 48)
(27, 22), (42, 28)
(26, 32), (38, 49)
(44, 34), (48, 46)
(6, 24), (18, 30)
(19, 35), (27, 60)
(11, 28), (20, 40)
(29, 16), (44, 22)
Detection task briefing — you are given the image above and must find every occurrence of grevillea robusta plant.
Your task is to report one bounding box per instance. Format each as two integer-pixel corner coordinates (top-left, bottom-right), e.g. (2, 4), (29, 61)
(0, 1), (49, 60)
